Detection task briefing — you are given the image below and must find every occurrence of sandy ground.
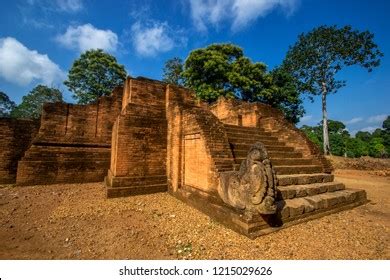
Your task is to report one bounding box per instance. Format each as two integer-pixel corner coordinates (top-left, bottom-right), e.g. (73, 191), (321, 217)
(0, 169), (389, 260)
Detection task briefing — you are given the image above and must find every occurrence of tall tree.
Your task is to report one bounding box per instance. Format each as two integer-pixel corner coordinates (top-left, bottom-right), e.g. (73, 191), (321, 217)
(162, 57), (184, 85)
(383, 116), (390, 132)
(182, 43), (304, 123)
(0, 91), (16, 117)
(64, 49), (127, 104)
(381, 115), (390, 155)
(11, 85), (63, 119)
(283, 25), (383, 154)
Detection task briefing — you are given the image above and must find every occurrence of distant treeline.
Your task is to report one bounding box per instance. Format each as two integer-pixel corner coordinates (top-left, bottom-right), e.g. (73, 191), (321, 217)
(301, 117), (390, 158)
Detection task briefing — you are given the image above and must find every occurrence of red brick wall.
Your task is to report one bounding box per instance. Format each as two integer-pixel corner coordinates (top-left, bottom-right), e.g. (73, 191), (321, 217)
(16, 87), (123, 185)
(0, 118), (39, 184)
(35, 87), (123, 145)
(166, 85), (196, 193)
(107, 78), (168, 190)
(165, 85), (234, 196)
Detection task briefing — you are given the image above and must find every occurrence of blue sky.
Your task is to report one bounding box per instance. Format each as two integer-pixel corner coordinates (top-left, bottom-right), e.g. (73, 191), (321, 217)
(0, 0), (389, 134)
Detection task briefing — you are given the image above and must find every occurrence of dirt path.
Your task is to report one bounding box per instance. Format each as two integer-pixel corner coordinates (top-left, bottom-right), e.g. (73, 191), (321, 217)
(0, 170), (389, 260)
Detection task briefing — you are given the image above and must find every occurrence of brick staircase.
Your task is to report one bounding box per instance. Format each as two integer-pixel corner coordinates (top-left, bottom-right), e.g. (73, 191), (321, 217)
(214, 124), (366, 226)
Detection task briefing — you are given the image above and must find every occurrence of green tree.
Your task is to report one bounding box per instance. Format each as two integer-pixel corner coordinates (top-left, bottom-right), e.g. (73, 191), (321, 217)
(329, 134), (346, 156)
(259, 67), (304, 124)
(11, 85), (63, 119)
(345, 137), (368, 158)
(301, 120), (351, 155)
(64, 49), (127, 104)
(383, 116), (390, 132)
(371, 128), (383, 138)
(283, 25), (383, 155)
(381, 116), (390, 155)
(162, 57), (184, 85)
(326, 120), (350, 156)
(182, 43), (304, 123)
(0, 92), (16, 117)
(369, 137), (386, 158)
(355, 131), (372, 142)
(326, 120), (349, 136)
(301, 125), (322, 148)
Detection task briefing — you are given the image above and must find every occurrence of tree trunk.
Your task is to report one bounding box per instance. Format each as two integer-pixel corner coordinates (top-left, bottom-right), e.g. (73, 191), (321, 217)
(322, 83), (330, 155)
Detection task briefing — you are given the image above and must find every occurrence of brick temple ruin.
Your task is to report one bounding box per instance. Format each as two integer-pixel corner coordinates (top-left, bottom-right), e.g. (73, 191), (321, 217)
(0, 77), (367, 237)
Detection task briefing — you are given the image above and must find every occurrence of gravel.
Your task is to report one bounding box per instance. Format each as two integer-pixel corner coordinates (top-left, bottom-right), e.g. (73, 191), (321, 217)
(0, 170), (388, 260)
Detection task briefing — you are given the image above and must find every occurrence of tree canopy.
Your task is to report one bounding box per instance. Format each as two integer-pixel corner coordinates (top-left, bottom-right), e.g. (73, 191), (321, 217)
(0, 91), (16, 117)
(301, 117), (389, 158)
(283, 25), (383, 154)
(162, 57), (184, 85)
(11, 85), (63, 119)
(64, 49), (127, 104)
(165, 43), (304, 123)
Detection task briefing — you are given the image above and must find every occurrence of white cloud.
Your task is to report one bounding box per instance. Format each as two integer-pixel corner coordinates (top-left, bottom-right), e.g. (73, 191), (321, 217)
(56, 0), (83, 12)
(299, 115), (312, 123)
(188, 0), (299, 32)
(131, 21), (186, 57)
(56, 24), (118, 53)
(27, 0), (84, 13)
(345, 117), (363, 125)
(359, 126), (380, 133)
(0, 37), (65, 86)
(367, 114), (387, 124)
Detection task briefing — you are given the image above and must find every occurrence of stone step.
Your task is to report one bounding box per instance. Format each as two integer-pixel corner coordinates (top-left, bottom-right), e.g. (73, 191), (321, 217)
(226, 133), (279, 142)
(107, 184), (167, 198)
(230, 143), (294, 152)
(215, 161), (234, 167)
(23, 154), (110, 160)
(277, 182), (345, 200)
(276, 188), (367, 220)
(232, 157), (314, 166)
(271, 158), (315, 165)
(231, 149), (303, 158)
(109, 175), (167, 188)
(228, 139), (286, 146)
(27, 145), (110, 150)
(227, 132), (278, 141)
(215, 166), (234, 171)
(274, 165), (323, 175)
(224, 126), (272, 136)
(210, 152), (234, 158)
(268, 151), (303, 158)
(214, 159), (233, 164)
(277, 173), (334, 186)
(24, 148), (110, 159)
(224, 124), (267, 131)
(216, 168), (234, 172)
(25, 150), (110, 156)
(17, 160), (109, 168)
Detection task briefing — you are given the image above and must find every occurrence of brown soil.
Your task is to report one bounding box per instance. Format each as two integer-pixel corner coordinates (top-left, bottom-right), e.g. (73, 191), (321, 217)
(328, 156), (390, 176)
(0, 170), (389, 260)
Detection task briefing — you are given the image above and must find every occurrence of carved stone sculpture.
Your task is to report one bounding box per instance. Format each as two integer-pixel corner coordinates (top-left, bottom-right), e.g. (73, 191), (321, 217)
(218, 142), (277, 215)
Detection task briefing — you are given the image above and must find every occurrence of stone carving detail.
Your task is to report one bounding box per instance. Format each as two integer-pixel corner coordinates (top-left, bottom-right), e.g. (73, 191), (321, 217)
(218, 142), (277, 215)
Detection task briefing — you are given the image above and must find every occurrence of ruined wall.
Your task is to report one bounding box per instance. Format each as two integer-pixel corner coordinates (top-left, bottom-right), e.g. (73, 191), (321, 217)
(16, 87), (123, 185)
(209, 97), (283, 127)
(0, 119), (39, 184)
(106, 78), (168, 197)
(34, 88), (123, 145)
